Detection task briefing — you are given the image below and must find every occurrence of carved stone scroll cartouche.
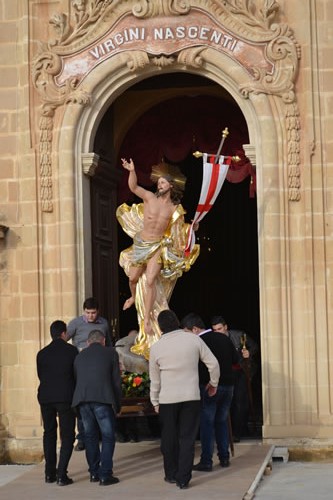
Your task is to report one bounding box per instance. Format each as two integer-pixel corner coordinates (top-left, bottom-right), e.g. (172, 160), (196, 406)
(32, 0), (301, 211)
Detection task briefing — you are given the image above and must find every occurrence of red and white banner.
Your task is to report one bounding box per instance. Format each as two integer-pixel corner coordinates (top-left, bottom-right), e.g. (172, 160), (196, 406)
(185, 153), (232, 255)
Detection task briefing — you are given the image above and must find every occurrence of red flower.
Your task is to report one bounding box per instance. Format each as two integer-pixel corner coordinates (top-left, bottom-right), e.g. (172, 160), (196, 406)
(133, 376), (143, 387)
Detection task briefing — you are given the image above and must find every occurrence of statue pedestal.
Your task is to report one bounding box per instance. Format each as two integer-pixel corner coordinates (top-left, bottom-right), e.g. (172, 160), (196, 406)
(119, 397), (155, 418)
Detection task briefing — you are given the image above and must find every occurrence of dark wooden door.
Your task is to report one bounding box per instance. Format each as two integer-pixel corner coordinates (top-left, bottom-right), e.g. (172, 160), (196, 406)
(91, 161), (120, 341)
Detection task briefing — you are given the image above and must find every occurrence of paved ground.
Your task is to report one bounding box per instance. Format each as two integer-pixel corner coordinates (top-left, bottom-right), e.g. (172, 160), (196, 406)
(1, 440), (332, 499)
(0, 439), (270, 499)
(255, 460), (333, 499)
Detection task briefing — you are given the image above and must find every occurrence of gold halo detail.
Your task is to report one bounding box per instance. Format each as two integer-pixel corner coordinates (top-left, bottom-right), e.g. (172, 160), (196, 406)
(150, 161), (186, 191)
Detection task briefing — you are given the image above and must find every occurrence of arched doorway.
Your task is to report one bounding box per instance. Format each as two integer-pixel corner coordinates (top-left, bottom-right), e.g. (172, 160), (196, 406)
(92, 73), (262, 435)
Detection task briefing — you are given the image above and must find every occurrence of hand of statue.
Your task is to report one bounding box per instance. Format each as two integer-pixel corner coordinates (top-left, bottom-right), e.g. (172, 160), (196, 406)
(192, 221), (199, 231)
(121, 158), (134, 171)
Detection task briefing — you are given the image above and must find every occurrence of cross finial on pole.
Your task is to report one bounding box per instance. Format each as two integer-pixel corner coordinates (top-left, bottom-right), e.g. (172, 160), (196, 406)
(192, 127), (240, 162)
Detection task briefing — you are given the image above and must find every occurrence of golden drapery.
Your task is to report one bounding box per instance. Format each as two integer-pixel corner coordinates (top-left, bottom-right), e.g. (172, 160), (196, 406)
(116, 202), (200, 360)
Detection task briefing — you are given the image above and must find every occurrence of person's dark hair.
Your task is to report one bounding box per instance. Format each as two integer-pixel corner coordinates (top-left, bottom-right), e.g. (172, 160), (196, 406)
(180, 312), (205, 330)
(211, 315), (227, 327)
(83, 297), (99, 310)
(157, 309), (180, 334)
(50, 320), (67, 340)
(88, 330), (105, 343)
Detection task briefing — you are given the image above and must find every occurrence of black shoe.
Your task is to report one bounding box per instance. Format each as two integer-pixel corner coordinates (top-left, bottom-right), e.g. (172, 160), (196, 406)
(220, 459), (230, 468)
(99, 476), (119, 486)
(192, 462), (212, 472)
(57, 475), (74, 486)
(90, 474), (100, 482)
(233, 435), (240, 443)
(74, 440), (85, 451)
(164, 476), (177, 484)
(45, 475), (56, 483)
(176, 481), (189, 489)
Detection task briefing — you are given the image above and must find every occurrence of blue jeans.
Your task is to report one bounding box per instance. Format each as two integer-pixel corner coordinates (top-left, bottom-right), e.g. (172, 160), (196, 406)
(76, 410), (85, 443)
(79, 403), (116, 480)
(199, 384), (234, 466)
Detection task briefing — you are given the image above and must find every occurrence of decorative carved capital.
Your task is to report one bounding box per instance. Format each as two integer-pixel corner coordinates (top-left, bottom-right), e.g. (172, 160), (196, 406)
(243, 144), (256, 167)
(82, 153), (100, 177)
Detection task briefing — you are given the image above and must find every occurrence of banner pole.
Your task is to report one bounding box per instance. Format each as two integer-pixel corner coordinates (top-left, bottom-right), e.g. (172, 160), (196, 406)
(214, 127), (229, 162)
(193, 127), (238, 161)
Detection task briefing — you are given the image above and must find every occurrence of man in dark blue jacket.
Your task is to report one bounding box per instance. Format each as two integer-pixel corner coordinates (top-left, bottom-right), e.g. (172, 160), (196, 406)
(36, 320), (78, 485)
(211, 315), (258, 442)
(181, 313), (238, 470)
(72, 330), (122, 486)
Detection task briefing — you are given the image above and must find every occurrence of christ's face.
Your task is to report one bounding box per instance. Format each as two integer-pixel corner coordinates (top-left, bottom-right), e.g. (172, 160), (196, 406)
(157, 177), (172, 196)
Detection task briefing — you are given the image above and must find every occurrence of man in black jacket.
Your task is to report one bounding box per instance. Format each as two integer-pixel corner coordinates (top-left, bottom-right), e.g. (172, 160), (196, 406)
(36, 320), (78, 485)
(181, 313), (238, 471)
(72, 330), (122, 486)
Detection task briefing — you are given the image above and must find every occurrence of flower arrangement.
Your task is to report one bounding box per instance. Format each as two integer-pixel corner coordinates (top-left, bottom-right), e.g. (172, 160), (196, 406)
(121, 371), (150, 398)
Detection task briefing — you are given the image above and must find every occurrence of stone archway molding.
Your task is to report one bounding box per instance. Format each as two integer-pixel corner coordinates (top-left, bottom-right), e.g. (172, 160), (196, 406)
(32, 0), (301, 212)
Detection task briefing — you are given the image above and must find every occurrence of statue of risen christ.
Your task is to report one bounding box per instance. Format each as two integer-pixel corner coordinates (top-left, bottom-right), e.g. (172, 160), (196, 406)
(116, 158), (199, 359)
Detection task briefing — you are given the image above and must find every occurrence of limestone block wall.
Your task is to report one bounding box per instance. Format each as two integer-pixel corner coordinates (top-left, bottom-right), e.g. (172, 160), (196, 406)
(260, 0), (333, 444)
(0, 0), (41, 462)
(0, 0), (80, 463)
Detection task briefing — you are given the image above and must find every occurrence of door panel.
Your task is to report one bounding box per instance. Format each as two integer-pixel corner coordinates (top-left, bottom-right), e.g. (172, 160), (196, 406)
(91, 170), (119, 341)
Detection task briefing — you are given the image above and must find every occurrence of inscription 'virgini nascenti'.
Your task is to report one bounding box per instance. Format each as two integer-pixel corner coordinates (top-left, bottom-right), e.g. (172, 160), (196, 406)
(88, 25), (239, 60)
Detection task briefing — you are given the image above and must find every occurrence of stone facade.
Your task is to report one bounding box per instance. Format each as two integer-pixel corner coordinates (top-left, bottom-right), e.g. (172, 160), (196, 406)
(0, 0), (332, 462)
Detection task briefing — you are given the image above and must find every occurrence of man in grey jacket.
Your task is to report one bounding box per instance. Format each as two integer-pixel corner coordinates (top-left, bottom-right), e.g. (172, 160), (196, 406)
(149, 310), (220, 490)
(67, 297), (112, 451)
(72, 330), (122, 486)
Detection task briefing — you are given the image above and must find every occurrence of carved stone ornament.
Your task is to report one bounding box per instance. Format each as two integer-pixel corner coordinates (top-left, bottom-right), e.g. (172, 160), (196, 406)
(82, 152), (100, 177)
(32, 0), (301, 211)
(32, 51), (91, 211)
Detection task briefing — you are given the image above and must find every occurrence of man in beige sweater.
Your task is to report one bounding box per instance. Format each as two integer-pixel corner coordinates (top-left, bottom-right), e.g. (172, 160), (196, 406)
(149, 310), (219, 490)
